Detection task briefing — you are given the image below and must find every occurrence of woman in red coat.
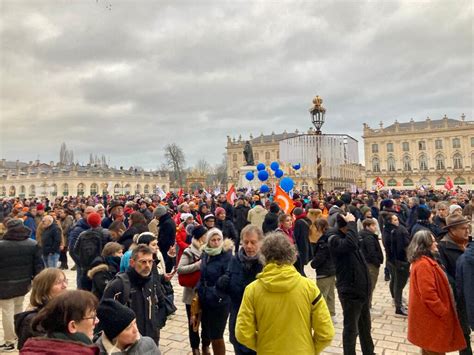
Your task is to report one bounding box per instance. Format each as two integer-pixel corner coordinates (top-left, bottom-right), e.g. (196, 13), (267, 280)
(407, 230), (466, 355)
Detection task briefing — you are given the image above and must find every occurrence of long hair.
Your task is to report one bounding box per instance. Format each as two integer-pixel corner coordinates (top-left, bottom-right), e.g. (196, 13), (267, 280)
(407, 230), (435, 263)
(30, 269), (66, 308)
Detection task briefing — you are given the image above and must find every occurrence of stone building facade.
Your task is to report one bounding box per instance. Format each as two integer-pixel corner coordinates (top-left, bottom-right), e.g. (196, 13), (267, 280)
(0, 159), (170, 198)
(363, 115), (474, 190)
(226, 130), (365, 192)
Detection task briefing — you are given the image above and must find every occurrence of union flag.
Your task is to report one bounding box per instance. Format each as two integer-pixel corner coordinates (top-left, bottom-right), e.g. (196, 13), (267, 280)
(274, 185), (295, 214)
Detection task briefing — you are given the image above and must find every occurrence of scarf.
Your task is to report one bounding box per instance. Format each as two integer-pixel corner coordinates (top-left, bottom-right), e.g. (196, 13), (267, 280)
(49, 332), (93, 345)
(204, 244), (223, 256)
(238, 248), (261, 272)
(126, 267), (151, 288)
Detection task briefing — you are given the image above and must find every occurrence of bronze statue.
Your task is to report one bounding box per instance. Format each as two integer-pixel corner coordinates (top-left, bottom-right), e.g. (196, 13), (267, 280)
(243, 141), (255, 166)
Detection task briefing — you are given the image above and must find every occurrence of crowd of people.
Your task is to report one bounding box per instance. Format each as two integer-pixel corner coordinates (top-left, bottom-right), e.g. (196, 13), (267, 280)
(0, 187), (473, 354)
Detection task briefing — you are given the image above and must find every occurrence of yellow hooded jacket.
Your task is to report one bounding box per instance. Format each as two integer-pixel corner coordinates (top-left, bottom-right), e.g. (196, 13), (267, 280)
(236, 263), (334, 355)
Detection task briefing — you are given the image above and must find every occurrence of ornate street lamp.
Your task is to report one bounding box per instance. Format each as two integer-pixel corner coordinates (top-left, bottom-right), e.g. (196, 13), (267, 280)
(310, 95), (326, 135)
(310, 95), (326, 197)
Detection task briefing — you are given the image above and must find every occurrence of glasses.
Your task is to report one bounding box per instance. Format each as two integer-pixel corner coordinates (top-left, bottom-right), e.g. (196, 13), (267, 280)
(82, 314), (98, 322)
(55, 278), (68, 285)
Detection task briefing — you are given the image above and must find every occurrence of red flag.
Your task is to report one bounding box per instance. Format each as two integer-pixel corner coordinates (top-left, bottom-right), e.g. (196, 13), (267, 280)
(444, 177), (454, 190)
(226, 185), (237, 204)
(375, 176), (385, 189)
(274, 185), (295, 214)
(178, 188), (184, 197)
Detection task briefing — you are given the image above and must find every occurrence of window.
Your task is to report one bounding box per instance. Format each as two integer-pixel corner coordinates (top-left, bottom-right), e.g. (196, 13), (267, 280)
(114, 184), (121, 195)
(454, 177), (466, 185)
(265, 152), (270, 160)
(419, 154), (428, 171)
(124, 184), (131, 194)
(402, 142), (410, 152)
(372, 157), (380, 172)
(387, 179), (398, 186)
(254, 152), (259, 160)
(452, 138), (461, 148)
(403, 178), (414, 186)
(436, 177), (446, 185)
(0, 186), (5, 196)
(372, 144), (378, 153)
(9, 186), (16, 197)
(453, 153), (463, 169)
(472, 153), (474, 168)
(418, 141), (426, 150)
(144, 184), (150, 194)
(29, 185), (36, 196)
(435, 139), (443, 149)
(51, 184), (57, 196)
(77, 183), (85, 196)
(62, 183), (69, 196)
(387, 156), (396, 172)
(403, 156), (412, 171)
(435, 154), (445, 170)
(471, 137), (474, 147)
(387, 143), (393, 152)
(233, 154), (237, 162)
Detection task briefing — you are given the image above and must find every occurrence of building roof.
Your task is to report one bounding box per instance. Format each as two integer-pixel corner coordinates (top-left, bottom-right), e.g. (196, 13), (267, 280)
(383, 118), (466, 132)
(250, 132), (299, 144)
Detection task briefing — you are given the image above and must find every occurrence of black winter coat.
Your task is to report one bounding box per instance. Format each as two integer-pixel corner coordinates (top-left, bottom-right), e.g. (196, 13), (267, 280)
(410, 221), (443, 240)
(438, 235), (464, 285)
(310, 231), (336, 278)
(157, 214), (176, 254)
(0, 224), (44, 299)
(262, 212), (279, 234)
(233, 205), (250, 234)
(359, 229), (384, 267)
(87, 256), (121, 299)
(216, 219), (238, 244)
(119, 223), (148, 251)
(293, 216), (312, 266)
(197, 243), (233, 308)
(15, 308), (42, 350)
(68, 218), (89, 251)
(328, 222), (370, 299)
(383, 223), (410, 262)
(102, 268), (165, 342)
(41, 223), (61, 255)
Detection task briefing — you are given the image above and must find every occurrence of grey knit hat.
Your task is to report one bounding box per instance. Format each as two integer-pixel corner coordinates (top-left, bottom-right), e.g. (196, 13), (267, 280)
(153, 205), (167, 218)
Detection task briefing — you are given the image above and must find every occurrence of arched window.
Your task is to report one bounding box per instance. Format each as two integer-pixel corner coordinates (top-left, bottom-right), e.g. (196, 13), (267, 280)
(77, 183), (85, 196)
(9, 186), (16, 197)
(453, 153), (463, 169)
(233, 154), (237, 162)
(144, 184), (150, 194)
(454, 177), (466, 185)
(265, 152), (270, 160)
(403, 156), (412, 171)
(435, 177), (446, 185)
(387, 179), (398, 186)
(114, 184), (121, 195)
(19, 185), (26, 196)
(124, 184), (131, 194)
(372, 157), (380, 172)
(29, 185), (35, 197)
(51, 183), (57, 196)
(419, 178), (431, 186)
(0, 186), (5, 196)
(135, 184), (141, 194)
(387, 156), (396, 172)
(62, 183), (69, 196)
(435, 154), (445, 170)
(419, 154), (428, 171)
(403, 178), (414, 186)
(90, 183), (98, 195)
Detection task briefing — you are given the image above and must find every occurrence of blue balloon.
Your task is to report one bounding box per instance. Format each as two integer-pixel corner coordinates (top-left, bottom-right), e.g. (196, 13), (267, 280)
(260, 184), (269, 193)
(256, 163), (266, 171)
(275, 169), (284, 178)
(292, 163), (301, 170)
(270, 161), (279, 171)
(258, 170), (269, 181)
(245, 171), (254, 181)
(280, 177), (294, 192)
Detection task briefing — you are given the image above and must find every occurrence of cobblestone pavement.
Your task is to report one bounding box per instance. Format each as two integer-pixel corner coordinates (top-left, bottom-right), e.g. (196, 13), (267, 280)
(1, 260), (471, 354)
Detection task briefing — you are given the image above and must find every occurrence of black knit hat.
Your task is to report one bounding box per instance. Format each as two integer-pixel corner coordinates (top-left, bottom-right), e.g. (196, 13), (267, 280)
(97, 299), (136, 340)
(192, 225), (207, 240)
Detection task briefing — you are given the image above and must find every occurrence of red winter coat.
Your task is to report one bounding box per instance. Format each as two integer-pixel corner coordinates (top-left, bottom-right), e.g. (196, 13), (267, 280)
(407, 256), (466, 352)
(176, 223), (190, 264)
(21, 337), (99, 354)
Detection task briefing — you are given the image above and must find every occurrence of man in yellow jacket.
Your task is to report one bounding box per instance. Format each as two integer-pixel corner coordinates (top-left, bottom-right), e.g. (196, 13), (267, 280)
(236, 232), (335, 355)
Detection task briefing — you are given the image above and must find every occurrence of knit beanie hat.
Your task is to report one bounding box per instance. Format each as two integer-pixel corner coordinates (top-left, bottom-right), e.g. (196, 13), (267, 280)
(6, 218), (23, 229)
(417, 206), (431, 221)
(192, 225), (208, 240)
(449, 204), (462, 215)
(215, 207), (226, 216)
(360, 206), (371, 216)
(36, 203), (45, 211)
(97, 299), (136, 340)
(153, 205), (167, 218)
(87, 212), (102, 228)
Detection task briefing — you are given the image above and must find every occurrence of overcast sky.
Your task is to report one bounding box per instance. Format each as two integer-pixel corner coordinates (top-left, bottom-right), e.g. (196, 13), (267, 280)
(0, 0), (472, 170)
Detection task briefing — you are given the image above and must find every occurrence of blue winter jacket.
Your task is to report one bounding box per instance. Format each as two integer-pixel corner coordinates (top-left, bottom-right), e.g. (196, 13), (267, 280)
(456, 241), (474, 330)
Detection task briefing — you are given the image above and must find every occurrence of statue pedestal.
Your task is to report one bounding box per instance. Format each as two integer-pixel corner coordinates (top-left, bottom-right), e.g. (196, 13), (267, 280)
(238, 166), (260, 190)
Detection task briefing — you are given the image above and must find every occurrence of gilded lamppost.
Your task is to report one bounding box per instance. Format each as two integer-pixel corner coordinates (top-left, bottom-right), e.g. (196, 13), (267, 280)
(310, 95), (326, 198)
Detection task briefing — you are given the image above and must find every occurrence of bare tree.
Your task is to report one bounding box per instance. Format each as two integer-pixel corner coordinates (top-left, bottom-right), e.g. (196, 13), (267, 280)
(164, 143), (186, 186)
(195, 159), (211, 176)
(214, 154), (228, 188)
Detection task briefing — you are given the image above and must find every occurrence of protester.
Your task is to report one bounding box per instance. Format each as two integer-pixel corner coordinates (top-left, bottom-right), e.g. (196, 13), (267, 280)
(328, 212), (375, 355)
(233, 197), (250, 247)
(58, 208), (74, 270)
(0, 219), (44, 352)
(154, 205), (176, 273)
(15, 269), (68, 350)
(21, 290), (99, 354)
(218, 225), (264, 355)
(119, 212), (148, 252)
(262, 202), (280, 234)
(311, 218), (337, 319)
(102, 201), (125, 229)
(41, 215), (62, 268)
(236, 232), (334, 354)
(276, 213), (294, 243)
(87, 242), (123, 299)
(292, 207), (312, 276)
(215, 207), (238, 246)
(247, 200), (267, 230)
(406, 230), (466, 354)
(103, 244), (166, 345)
(177, 225), (209, 355)
(95, 299), (160, 355)
(197, 228), (233, 355)
(307, 208), (323, 252)
(456, 240), (474, 330)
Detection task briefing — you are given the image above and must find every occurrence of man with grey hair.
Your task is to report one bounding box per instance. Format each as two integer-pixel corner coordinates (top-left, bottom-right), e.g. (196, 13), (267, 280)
(40, 215), (62, 268)
(236, 232), (334, 354)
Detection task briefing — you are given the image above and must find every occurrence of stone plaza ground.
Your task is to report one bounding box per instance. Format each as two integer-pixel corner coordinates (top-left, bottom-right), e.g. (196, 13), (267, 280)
(1, 259), (472, 354)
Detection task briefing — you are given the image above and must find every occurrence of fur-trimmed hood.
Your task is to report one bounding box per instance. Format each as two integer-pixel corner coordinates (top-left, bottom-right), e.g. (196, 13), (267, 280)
(87, 263), (109, 280)
(202, 237), (234, 253)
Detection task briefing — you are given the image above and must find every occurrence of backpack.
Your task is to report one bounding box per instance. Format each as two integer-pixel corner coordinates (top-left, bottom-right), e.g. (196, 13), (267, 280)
(78, 230), (103, 271)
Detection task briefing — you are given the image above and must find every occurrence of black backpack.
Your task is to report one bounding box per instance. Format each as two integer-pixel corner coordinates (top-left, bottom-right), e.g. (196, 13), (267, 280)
(78, 230), (103, 270)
